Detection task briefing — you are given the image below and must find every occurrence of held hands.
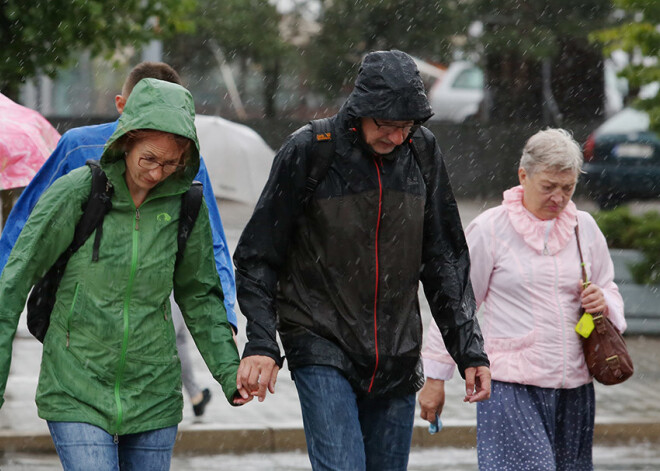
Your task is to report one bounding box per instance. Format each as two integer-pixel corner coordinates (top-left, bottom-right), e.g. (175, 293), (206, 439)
(579, 279), (609, 316)
(235, 355), (279, 404)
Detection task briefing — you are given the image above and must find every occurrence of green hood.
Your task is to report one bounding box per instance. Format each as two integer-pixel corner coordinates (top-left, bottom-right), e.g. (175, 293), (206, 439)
(101, 78), (200, 189)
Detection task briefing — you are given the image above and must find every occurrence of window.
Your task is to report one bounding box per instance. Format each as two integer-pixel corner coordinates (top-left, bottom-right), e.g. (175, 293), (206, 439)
(452, 68), (484, 90)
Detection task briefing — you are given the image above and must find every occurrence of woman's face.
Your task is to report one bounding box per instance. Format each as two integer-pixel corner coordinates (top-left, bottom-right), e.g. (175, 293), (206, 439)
(518, 166), (577, 220)
(124, 132), (186, 194)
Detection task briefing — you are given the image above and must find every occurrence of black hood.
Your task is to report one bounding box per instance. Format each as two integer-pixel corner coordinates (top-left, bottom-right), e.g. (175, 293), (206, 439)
(344, 50), (433, 123)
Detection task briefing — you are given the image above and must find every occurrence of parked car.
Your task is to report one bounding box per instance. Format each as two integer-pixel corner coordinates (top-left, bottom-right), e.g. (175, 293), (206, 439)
(427, 61), (484, 123)
(582, 107), (660, 209)
(427, 60), (626, 124)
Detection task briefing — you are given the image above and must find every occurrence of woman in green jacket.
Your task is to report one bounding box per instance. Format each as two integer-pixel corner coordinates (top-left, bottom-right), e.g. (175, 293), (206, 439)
(0, 78), (248, 470)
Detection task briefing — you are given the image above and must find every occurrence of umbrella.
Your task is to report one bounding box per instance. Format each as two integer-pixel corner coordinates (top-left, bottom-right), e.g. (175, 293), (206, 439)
(0, 93), (60, 191)
(195, 115), (275, 205)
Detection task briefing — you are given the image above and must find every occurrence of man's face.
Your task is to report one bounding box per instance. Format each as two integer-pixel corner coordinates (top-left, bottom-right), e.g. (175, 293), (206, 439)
(360, 118), (415, 155)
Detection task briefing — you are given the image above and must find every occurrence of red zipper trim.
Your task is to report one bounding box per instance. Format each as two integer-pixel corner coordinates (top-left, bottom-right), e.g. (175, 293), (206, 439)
(368, 159), (383, 393)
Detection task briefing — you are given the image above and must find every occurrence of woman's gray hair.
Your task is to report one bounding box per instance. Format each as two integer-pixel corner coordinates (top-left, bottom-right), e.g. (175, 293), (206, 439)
(519, 128), (583, 176)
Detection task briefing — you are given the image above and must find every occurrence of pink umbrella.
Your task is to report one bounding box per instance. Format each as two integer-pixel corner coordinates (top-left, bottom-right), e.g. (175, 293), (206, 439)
(0, 93), (60, 190)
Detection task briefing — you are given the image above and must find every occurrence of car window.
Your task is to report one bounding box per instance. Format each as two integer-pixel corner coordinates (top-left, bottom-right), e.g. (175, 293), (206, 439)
(598, 108), (649, 135)
(452, 67), (484, 90)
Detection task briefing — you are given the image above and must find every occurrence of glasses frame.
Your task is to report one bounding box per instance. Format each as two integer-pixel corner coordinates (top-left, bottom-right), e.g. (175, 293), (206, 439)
(371, 118), (419, 136)
(137, 156), (185, 174)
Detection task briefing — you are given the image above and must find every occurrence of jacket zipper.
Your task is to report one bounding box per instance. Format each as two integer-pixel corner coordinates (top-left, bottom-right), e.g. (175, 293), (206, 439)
(368, 159), (383, 393)
(113, 208), (140, 434)
(544, 220), (568, 385)
(65, 283), (81, 348)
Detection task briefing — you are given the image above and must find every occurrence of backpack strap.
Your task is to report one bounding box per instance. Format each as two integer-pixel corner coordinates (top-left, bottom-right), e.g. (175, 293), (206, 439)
(27, 160), (113, 342)
(176, 181), (204, 267)
(304, 118), (336, 203)
(79, 160), (114, 261)
(407, 130), (433, 189)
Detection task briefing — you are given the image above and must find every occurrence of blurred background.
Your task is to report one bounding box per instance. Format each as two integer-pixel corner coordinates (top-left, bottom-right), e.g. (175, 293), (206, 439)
(0, 1), (657, 202)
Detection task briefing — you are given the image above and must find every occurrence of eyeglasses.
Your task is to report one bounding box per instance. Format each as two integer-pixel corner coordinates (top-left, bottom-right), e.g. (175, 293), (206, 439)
(372, 118), (417, 135)
(138, 156), (185, 173)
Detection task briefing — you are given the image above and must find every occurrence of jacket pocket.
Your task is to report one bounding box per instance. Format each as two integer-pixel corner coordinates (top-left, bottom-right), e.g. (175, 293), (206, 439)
(159, 300), (177, 355)
(65, 283), (81, 348)
(485, 330), (535, 353)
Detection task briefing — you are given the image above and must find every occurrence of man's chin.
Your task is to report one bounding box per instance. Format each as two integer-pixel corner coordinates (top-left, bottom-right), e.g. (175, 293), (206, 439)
(372, 145), (396, 156)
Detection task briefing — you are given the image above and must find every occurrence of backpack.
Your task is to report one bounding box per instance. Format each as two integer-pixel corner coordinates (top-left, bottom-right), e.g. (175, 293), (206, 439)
(306, 118), (433, 199)
(26, 160), (204, 343)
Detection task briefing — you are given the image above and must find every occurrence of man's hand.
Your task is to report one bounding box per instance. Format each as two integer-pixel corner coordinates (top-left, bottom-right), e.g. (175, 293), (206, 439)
(236, 355), (279, 402)
(418, 378), (445, 424)
(463, 365), (491, 403)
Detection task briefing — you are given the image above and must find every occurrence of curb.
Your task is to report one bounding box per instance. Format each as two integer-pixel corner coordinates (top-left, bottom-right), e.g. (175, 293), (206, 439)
(2, 422), (659, 455)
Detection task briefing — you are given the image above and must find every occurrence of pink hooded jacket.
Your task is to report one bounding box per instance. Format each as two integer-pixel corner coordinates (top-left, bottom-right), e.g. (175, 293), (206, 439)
(423, 186), (625, 389)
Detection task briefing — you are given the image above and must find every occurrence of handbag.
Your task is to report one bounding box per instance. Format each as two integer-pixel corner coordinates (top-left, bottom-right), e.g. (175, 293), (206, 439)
(575, 224), (634, 385)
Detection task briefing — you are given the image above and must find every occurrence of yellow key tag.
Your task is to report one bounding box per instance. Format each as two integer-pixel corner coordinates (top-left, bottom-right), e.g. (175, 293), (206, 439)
(575, 312), (595, 338)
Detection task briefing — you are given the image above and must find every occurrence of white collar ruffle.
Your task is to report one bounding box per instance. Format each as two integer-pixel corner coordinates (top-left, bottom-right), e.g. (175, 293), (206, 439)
(502, 185), (577, 255)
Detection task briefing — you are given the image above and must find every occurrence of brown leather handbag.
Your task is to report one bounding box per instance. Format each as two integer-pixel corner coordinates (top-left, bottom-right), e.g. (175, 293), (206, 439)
(575, 224), (634, 385)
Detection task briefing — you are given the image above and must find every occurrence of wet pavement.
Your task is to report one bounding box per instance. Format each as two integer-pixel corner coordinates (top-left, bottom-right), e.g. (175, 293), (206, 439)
(3, 443), (660, 470)
(1, 198), (660, 469)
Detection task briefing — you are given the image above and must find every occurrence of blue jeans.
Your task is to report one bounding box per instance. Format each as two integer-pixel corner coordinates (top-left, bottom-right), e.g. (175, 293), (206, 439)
(47, 421), (178, 471)
(292, 365), (415, 471)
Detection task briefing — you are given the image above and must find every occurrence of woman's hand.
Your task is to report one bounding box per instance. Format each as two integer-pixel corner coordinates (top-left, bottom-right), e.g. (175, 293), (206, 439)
(579, 280), (609, 316)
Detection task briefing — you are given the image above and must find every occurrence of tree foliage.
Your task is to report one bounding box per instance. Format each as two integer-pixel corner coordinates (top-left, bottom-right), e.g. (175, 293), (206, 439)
(163, 0), (288, 117)
(591, 0), (660, 132)
(467, 0), (614, 122)
(0, 0), (196, 99)
(307, 0), (464, 97)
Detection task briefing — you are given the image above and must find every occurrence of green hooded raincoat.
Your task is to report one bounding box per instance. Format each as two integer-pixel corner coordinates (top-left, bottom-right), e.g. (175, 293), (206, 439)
(0, 78), (239, 435)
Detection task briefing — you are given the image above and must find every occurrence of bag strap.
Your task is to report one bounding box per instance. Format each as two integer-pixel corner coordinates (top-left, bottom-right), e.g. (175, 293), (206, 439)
(75, 160), (114, 261)
(304, 118), (336, 203)
(176, 181), (204, 267)
(407, 130), (431, 189)
(574, 221), (589, 285)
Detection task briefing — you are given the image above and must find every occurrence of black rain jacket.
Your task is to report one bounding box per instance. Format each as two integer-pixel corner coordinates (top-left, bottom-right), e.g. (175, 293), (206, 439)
(234, 50), (489, 397)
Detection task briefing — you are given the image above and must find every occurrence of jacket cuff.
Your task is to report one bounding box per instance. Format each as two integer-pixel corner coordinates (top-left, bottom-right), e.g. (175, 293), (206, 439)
(423, 358), (455, 381)
(242, 342), (285, 368)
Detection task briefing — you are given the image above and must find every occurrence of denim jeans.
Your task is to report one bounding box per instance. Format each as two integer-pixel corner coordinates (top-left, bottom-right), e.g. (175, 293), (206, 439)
(47, 421), (178, 471)
(292, 365), (415, 471)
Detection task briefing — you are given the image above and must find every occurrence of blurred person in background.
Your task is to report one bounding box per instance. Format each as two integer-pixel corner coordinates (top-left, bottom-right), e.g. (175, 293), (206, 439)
(0, 62), (232, 416)
(0, 78), (249, 470)
(419, 128), (626, 471)
(234, 49), (491, 471)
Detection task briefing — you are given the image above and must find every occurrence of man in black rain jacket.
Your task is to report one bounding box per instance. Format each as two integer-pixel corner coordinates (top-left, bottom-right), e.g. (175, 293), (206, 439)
(234, 50), (491, 471)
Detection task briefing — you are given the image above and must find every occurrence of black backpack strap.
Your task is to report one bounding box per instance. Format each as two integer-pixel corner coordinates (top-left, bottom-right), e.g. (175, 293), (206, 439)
(27, 160), (113, 342)
(304, 118), (336, 203)
(176, 181), (204, 267)
(408, 130), (433, 188)
(80, 160), (114, 261)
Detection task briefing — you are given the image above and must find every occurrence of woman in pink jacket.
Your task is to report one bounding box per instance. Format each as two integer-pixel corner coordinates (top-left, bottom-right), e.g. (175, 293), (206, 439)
(419, 128), (625, 470)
